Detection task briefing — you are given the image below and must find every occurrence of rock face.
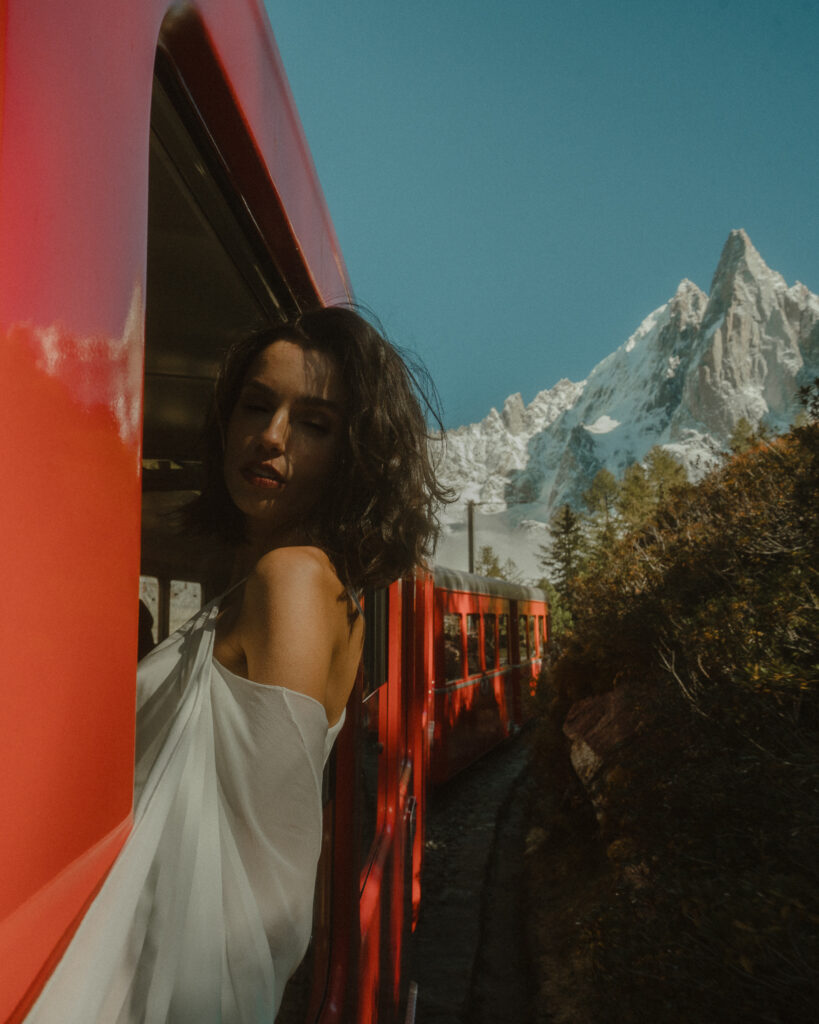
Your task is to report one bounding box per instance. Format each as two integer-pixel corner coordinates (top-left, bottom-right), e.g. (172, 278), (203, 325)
(436, 231), (819, 574)
(562, 686), (645, 790)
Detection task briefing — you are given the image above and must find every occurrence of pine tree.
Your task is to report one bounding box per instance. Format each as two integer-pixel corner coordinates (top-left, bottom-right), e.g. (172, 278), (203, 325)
(539, 504), (584, 603)
(474, 544), (502, 577)
(616, 462), (653, 531)
(728, 416), (756, 454)
(583, 467), (620, 557)
(583, 467), (618, 524)
(644, 446), (686, 504)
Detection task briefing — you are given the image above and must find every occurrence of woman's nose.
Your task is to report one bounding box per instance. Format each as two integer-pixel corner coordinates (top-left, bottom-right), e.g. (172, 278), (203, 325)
(261, 408), (289, 451)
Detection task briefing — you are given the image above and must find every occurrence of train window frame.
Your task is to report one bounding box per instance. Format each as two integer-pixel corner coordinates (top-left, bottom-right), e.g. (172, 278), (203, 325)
(483, 613), (497, 670)
(443, 613), (465, 682)
(466, 613), (481, 676)
(498, 613), (510, 666)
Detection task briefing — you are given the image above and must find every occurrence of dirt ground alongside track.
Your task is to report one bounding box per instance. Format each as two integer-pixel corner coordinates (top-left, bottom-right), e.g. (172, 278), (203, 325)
(413, 729), (537, 1024)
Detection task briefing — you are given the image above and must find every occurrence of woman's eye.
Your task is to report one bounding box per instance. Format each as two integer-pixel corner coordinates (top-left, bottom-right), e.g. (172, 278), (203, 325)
(303, 420), (330, 434)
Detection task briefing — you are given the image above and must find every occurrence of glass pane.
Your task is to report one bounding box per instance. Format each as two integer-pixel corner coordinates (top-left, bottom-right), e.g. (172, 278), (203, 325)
(444, 613), (464, 681)
(518, 615), (529, 659)
(139, 576), (159, 657)
(360, 687), (382, 867)
(169, 579), (202, 634)
(363, 587), (389, 697)
(483, 614), (496, 669)
(466, 614), (481, 675)
(498, 614), (509, 666)
(529, 616), (536, 655)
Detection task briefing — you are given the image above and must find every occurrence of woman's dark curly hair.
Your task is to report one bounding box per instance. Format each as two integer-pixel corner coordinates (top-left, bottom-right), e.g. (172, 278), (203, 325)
(186, 305), (452, 591)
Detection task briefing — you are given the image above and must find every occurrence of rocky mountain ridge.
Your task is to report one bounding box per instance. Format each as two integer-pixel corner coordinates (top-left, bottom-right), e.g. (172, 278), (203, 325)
(435, 230), (819, 576)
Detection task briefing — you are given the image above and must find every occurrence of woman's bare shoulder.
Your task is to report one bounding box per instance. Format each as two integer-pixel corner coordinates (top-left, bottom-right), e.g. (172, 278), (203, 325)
(249, 545), (339, 592)
(243, 546), (347, 625)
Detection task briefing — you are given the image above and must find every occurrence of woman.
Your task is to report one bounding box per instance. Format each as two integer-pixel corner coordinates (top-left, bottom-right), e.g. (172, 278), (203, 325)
(26, 307), (448, 1024)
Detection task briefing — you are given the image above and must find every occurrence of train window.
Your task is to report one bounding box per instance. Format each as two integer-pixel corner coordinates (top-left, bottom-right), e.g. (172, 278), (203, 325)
(360, 587), (389, 869)
(483, 613), (497, 669)
(466, 614), (481, 675)
(140, 57), (300, 638)
(443, 613), (464, 682)
(362, 587), (389, 697)
(139, 577), (160, 646)
(360, 685), (382, 870)
(539, 615), (547, 649)
(518, 615), (529, 660)
(498, 614), (510, 666)
(529, 616), (537, 655)
(169, 580), (202, 634)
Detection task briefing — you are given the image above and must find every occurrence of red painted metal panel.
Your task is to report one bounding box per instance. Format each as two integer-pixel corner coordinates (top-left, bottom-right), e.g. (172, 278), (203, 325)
(0, 1), (351, 1018)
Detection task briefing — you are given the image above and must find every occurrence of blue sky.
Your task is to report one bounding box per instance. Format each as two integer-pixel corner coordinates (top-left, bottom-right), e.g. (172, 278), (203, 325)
(265, 0), (818, 428)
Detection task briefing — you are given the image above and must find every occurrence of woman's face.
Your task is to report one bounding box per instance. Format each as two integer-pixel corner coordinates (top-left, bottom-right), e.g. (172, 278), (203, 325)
(223, 339), (345, 550)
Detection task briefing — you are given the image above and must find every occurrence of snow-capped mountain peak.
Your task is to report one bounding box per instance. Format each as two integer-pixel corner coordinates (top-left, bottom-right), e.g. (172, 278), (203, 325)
(436, 231), (819, 576)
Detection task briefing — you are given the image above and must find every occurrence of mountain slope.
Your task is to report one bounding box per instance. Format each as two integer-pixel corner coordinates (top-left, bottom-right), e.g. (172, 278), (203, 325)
(436, 230), (819, 575)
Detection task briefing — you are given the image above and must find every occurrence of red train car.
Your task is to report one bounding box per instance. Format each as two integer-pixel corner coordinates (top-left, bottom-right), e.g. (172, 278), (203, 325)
(0, 3), (548, 1020)
(429, 567), (548, 784)
(0, 2), (425, 1021)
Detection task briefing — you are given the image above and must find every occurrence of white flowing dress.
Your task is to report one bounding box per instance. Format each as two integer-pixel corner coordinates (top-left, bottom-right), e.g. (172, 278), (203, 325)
(25, 594), (344, 1024)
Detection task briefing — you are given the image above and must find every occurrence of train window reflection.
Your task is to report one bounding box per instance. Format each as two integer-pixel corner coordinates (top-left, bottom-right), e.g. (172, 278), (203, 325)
(539, 615), (546, 649)
(443, 614), (464, 681)
(466, 614), (481, 675)
(483, 614), (496, 669)
(498, 614), (509, 666)
(518, 615), (529, 660)
(529, 616), (536, 656)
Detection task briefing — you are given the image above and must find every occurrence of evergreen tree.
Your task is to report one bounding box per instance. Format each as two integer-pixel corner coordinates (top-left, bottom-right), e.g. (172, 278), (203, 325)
(728, 416), (756, 454)
(474, 545), (520, 581)
(474, 544), (502, 577)
(644, 446), (686, 504)
(582, 467), (618, 523)
(583, 467), (620, 558)
(539, 504), (584, 603)
(616, 462), (653, 531)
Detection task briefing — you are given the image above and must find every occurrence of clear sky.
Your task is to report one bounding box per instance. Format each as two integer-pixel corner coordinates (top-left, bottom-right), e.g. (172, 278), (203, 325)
(264, 0), (818, 428)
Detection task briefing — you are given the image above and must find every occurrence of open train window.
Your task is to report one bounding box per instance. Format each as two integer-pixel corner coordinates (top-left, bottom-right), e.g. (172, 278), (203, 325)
(443, 613), (464, 682)
(140, 47), (304, 627)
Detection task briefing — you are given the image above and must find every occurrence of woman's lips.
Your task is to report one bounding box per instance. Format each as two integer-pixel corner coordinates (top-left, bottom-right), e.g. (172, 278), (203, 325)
(241, 465), (285, 489)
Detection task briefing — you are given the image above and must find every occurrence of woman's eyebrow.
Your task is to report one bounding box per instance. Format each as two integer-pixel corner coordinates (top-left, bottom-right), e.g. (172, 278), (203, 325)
(242, 379), (343, 414)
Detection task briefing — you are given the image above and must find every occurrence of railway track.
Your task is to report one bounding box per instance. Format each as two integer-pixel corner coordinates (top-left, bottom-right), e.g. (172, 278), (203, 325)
(413, 727), (537, 1023)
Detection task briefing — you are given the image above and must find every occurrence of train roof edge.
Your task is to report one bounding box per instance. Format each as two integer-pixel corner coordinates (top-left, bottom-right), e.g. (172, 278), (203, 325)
(431, 564), (548, 603)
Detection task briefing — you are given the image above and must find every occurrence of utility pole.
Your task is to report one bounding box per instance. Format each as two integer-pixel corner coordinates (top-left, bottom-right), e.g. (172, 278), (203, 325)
(467, 500), (475, 573)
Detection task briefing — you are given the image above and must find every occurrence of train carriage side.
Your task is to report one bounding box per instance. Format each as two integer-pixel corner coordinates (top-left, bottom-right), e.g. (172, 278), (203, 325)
(428, 567), (549, 785)
(1, 3), (427, 1022)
